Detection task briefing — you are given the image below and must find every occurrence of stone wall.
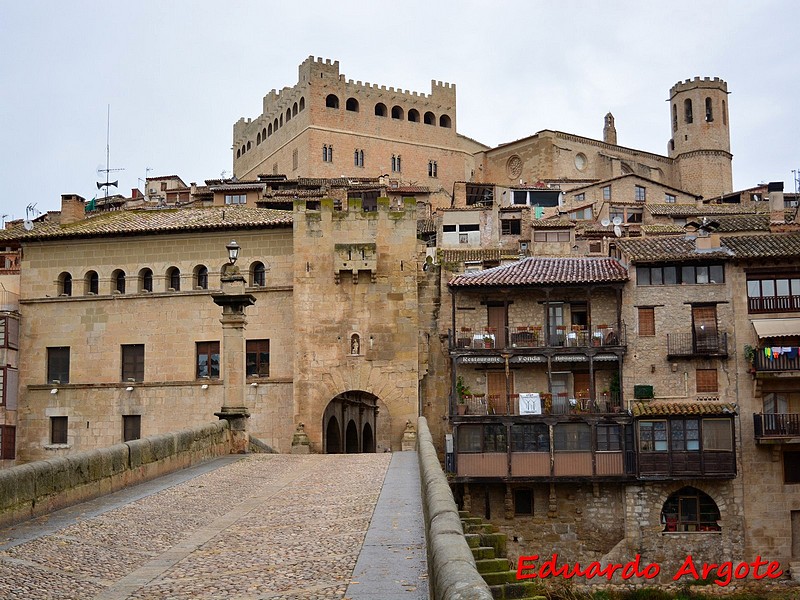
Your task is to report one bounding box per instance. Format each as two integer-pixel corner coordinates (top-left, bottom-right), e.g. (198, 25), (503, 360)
(0, 420), (232, 528)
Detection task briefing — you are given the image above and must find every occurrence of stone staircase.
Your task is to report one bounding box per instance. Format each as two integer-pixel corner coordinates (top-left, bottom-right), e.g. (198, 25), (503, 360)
(459, 511), (546, 600)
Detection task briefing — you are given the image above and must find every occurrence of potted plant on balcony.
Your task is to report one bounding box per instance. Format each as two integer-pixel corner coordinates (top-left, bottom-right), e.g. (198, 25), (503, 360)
(456, 375), (470, 415)
(743, 344), (756, 373)
(483, 335), (493, 349)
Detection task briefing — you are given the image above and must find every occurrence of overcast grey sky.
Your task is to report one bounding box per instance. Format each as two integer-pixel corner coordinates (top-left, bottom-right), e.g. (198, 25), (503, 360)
(1, 0), (798, 223)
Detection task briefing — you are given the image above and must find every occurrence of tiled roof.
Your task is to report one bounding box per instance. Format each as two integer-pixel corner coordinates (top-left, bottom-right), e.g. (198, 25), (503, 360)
(615, 237), (733, 262)
(297, 177), (379, 187)
(209, 183), (266, 192)
(640, 224), (685, 234)
(713, 215), (771, 232)
(1, 206), (292, 242)
(440, 248), (502, 264)
(722, 233), (800, 259)
(531, 219), (574, 228)
(646, 203), (755, 216)
(389, 186), (430, 194)
(417, 218), (435, 234)
(632, 401), (737, 417)
(266, 190), (323, 198)
(448, 257), (628, 287)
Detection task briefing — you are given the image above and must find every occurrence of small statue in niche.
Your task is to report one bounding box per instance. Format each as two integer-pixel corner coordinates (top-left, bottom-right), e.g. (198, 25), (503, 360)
(351, 333), (360, 355)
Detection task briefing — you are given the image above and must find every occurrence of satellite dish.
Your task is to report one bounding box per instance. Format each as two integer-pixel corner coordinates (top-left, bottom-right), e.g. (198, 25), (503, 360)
(612, 216), (623, 226)
(23, 220), (33, 231)
(601, 218), (610, 227)
(613, 225), (622, 237)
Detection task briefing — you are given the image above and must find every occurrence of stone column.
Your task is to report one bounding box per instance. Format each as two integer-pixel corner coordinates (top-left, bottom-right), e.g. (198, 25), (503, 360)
(212, 265), (256, 454)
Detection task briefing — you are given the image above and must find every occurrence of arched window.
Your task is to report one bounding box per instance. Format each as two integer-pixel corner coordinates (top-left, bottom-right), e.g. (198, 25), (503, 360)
(251, 261), (266, 287)
(112, 269), (126, 294)
(424, 111), (435, 125)
(705, 97), (713, 122)
(292, 102), (298, 116)
(299, 97), (305, 111)
(268, 123), (273, 137)
(194, 265), (208, 290)
(375, 103), (387, 117)
(391, 105), (404, 120)
(323, 144), (333, 163)
(722, 100), (727, 125)
(279, 115), (283, 127)
(85, 271), (99, 295)
(139, 268), (153, 293)
(241, 144), (246, 155)
(346, 98), (359, 112)
(408, 109), (420, 123)
(236, 149), (241, 158)
(672, 104), (678, 132)
(274, 118), (279, 131)
(684, 98), (693, 124)
(354, 149), (364, 168)
(166, 267), (180, 291)
(58, 272), (72, 296)
(661, 487), (720, 532)
(246, 141), (251, 151)
(262, 127), (266, 140)
(439, 114), (452, 128)
(391, 154), (402, 173)
(325, 94), (339, 109)
(257, 132), (261, 145)
(286, 108), (291, 122)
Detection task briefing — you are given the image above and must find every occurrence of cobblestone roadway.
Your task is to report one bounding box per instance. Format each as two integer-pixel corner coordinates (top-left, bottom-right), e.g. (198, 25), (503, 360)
(0, 453), (392, 600)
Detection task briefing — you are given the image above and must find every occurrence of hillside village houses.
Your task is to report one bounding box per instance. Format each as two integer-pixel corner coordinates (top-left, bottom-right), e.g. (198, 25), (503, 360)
(1, 56), (800, 582)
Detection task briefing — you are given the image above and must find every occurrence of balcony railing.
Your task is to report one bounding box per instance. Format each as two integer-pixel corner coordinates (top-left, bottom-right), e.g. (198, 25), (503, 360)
(458, 391), (623, 416)
(754, 350), (800, 372)
(666, 332), (728, 357)
(748, 295), (800, 314)
(454, 324), (625, 350)
(754, 413), (800, 439)
(0, 290), (19, 312)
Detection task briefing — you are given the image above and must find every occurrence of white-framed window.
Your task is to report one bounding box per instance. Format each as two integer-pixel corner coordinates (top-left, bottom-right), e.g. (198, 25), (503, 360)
(225, 194), (246, 205)
(635, 185), (646, 202)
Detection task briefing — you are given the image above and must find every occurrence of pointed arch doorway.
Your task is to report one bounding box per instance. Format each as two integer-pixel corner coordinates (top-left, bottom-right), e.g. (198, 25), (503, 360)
(322, 390), (378, 453)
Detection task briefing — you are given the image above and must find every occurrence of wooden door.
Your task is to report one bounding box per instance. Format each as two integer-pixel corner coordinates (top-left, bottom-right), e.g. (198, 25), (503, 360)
(487, 371), (514, 415)
(487, 305), (506, 348)
(692, 305), (718, 352)
(573, 373), (591, 399)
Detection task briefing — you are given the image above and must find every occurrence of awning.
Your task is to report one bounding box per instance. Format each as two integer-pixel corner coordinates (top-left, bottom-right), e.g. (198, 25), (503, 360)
(751, 318), (800, 339)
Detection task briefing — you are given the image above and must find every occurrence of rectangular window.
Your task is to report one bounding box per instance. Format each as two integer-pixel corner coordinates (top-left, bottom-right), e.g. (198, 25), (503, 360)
(533, 231), (570, 242)
(47, 347), (70, 384)
(428, 160), (438, 178)
(554, 423), (591, 451)
(511, 423), (549, 452)
(609, 206), (624, 222)
(292, 149), (298, 171)
(602, 185), (611, 200)
(574, 193), (585, 203)
(442, 224), (456, 233)
(597, 424), (622, 451)
(501, 220), (521, 235)
(224, 194), (246, 205)
(589, 242), (602, 253)
(0, 425), (15, 460)
(246, 339), (270, 377)
(0, 367), (17, 409)
(703, 419), (732, 451)
(121, 344), (145, 382)
(457, 424), (483, 453)
(696, 369), (718, 393)
(626, 207), (643, 223)
(635, 186), (646, 202)
(514, 489), (533, 515)
(0, 316), (19, 349)
(196, 341), (220, 379)
(483, 424), (507, 452)
(639, 420), (668, 451)
(784, 451), (800, 484)
(637, 264), (724, 286)
(50, 416), (68, 445)
(513, 190), (528, 205)
(665, 193), (676, 203)
(123, 415), (141, 442)
(671, 419), (700, 451)
(638, 307), (656, 336)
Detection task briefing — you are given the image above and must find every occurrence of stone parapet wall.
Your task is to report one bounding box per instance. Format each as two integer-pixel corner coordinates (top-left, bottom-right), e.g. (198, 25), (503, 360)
(417, 416), (493, 600)
(0, 420), (232, 528)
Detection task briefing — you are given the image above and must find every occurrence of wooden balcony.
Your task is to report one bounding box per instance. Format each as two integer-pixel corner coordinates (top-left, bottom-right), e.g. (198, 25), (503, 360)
(458, 391), (623, 416)
(666, 332), (728, 358)
(748, 295), (800, 314)
(754, 413), (800, 443)
(452, 324), (625, 351)
(0, 251), (20, 275)
(754, 351), (800, 372)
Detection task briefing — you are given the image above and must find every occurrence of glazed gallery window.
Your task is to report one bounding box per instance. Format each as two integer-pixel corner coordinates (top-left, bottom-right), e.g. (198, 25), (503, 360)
(246, 339), (270, 377)
(553, 423), (591, 451)
(639, 420), (668, 452)
(457, 424), (507, 453)
(501, 219), (522, 235)
(596, 424), (622, 451)
(196, 341), (220, 379)
(636, 264), (724, 286)
(121, 344), (145, 382)
(47, 346), (70, 384)
(634, 186), (646, 202)
(511, 423), (549, 452)
(610, 205), (643, 223)
(533, 230), (570, 242)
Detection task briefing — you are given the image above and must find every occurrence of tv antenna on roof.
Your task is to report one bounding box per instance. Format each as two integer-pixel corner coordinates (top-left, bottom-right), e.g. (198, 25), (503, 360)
(96, 105), (125, 203)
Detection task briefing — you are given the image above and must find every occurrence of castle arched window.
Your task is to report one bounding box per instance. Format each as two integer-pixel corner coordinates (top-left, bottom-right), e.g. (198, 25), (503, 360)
(58, 272), (72, 296)
(375, 103), (387, 117)
(236, 149), (241, 158)
(672, 104), (678, 132)
(268, 123), (273, 137)
(251, 261), (266, 287)
(705, 97), (713, 122)
(325, 94), (340, 109)
(246, 141), (251, 151)
(661, 486), (720, 532)
(391, 105), (404, 120)
(354, 149), (364, 168)
(279, 115), (283, 127)
(262, 127), (266, 140)
(424, 111), (435, 125)
(346, 98), (359, 112)
(722, 100), (727, 125)
(138, 268), (153, 293)
(85, 270), (99, 295)
(392, 154), (402, 173)
(292, 102), (298, 117)
(112, 269), (126, 294)
(273, 118), (279, 132)
(241, 145), (246, 156)
(439, 114), (452, 128)
(428, 160), (438, 178)
(286, 108), (291, 122)
(257, 132), (261, 145)
(166, 267), (181, 291)
(408, 109), (420, 123)
(323, 144), (333, 163)
(299, 97), (305, 111)
(194, 265), (208, 290)
(684, 98), (693, 124)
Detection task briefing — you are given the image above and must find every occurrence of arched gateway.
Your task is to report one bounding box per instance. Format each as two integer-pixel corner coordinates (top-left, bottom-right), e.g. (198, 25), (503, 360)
(322, 390), (378, 453)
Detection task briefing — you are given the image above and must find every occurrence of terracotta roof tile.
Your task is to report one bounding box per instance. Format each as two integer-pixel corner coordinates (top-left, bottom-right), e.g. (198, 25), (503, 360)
(448, 257), (628, 287)
(722, 233), (800, 259)
(389, 186), (430, 194)
(713, 215), (771, 232)
(531, 219), (574, 229)
(640, 224), (686, 234)
(632, 401), (737, 417)
(417, 218), (435, 234)
(616, 237), (733, 262)
(646, 203), (758, 216)
(2, 206), (292, 242)
(440, 248), (502, 264)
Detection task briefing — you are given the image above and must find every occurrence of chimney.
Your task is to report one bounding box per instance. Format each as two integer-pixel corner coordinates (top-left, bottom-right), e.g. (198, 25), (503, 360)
(60, 194), (86, 225)
(603, 112), (617, 145)
(768, 181), (785, 223)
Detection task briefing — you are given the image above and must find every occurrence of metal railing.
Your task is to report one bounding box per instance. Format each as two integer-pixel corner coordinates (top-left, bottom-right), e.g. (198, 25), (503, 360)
(666, 332), (728, 357)
(0, 290), (19, 312)
(453, 324), (626, 350)
(754, 413), (800, 438)
(457, 391), (623, 416)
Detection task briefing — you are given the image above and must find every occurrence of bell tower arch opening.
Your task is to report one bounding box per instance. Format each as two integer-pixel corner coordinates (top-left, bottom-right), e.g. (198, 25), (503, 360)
(322, 390), (379, 454)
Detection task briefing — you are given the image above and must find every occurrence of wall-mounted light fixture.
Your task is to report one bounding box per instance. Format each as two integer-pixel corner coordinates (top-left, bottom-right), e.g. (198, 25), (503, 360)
(201, 384), (209, 390)
(50, 388), (58, 395)
(126, 386), (134, 392)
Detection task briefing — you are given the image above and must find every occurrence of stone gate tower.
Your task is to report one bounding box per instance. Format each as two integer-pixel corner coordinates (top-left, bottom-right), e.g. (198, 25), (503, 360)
(668, 77), (732, 199)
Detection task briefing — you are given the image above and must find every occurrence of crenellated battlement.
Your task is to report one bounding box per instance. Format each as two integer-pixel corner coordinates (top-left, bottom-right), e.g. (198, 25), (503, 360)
(670, 76), (728, 97)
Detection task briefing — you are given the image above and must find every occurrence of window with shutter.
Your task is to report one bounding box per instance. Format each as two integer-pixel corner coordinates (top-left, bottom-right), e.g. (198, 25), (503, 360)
(638, 307), (655, 336)
(696, 369), (718, 393)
